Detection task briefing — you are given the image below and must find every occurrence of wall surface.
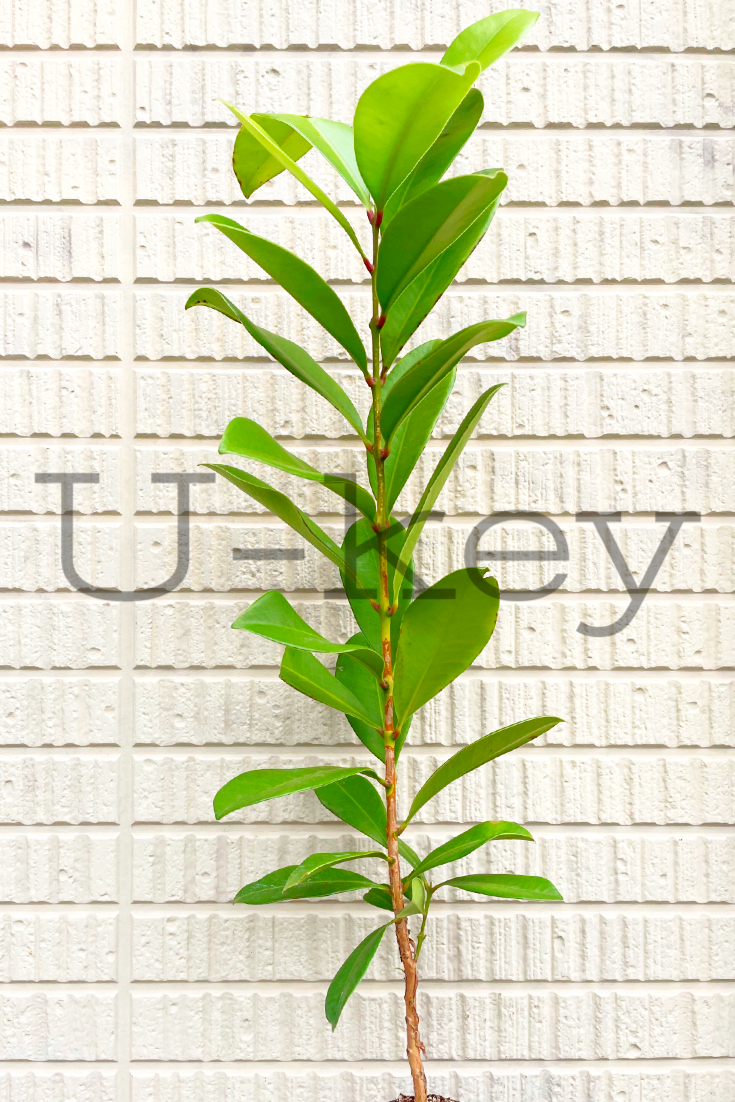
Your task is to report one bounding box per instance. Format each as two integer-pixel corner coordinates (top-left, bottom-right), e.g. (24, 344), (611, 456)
(0, 1), (733, 1100)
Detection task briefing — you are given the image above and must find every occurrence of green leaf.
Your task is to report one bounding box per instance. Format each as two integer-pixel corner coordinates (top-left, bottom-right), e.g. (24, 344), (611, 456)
(185, 288), (366, 440)
(341, 518), (413, 654)
(232, 113), (312, 198)
(195, 214), (367, 371)
(377, 173), (506, 313)
(233, 591), (384, 678)
(225, 102), (368, 260)
(234, 865), (299, 904)
(285, 850), (386, 891)
(354, 61), (481, 211)
(403, 716), (563, 827)
(234, 864), (378, 904)
(280, 647), (382, 728)
(392, 383), (505, 602)
(316, 775), (421, 870)
(214, 765), (381, 820)
(325, 923), (389, 1029)
(403, 820), (533, 885)
(382, 89), (484, 226)
(440, 873), (562, 901)
(363, 884), (394, 911)
(335, 637), (388, 761)
(382, 370), (455, 514)
(442, 10), (539, 72)
(393, 567), (499, 726)
(381, 314), (526, 439)
(264, 114), (371, 207)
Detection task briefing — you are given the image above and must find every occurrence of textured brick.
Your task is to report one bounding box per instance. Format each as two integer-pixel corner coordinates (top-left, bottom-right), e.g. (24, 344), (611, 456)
(0, 137), (120, 204)
(133, 675), (735, 748)
(134, 288), (735, 362)
(0, 754), (118, 824)
(0, 677), (119, 746)
(0, 291), (119, 360)
(132, 830), (735, 904)
(0, 1073), (116, 1102)
(135, 55), (735, 130)
(0, 521), (121, 591)
(0, 913), (117, 982)
(0, 0), (119, 47)
(131, 988), (734, 1061)
(0, 58), (122, 127)
(134, 132), (735, 207)
(134, 0), (733, 51)
(0, 992), (116, 1060)
(0, 366), (120, 437)
(0, 601), (119, 669)
(0, 833), (118, 903)
(0, 445), (120, 514)
(0, 216), (120, 282)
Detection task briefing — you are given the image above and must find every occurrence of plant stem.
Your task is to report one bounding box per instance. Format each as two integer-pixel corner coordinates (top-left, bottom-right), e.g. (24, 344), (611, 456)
(368, 215), (428, 1102)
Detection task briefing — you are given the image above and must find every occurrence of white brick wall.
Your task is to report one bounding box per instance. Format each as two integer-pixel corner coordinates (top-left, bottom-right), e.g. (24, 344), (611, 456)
(0, 1), (732, 1098)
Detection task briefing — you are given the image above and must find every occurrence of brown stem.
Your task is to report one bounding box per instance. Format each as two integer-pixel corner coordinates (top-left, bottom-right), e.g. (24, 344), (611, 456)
(368, 213), (427, 1102)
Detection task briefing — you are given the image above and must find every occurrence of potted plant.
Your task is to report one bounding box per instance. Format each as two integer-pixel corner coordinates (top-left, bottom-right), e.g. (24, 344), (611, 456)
(186, 11), (563, 1100)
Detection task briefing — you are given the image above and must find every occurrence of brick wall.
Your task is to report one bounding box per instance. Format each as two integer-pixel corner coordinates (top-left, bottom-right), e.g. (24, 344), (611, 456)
(0, 2), (733, 1099)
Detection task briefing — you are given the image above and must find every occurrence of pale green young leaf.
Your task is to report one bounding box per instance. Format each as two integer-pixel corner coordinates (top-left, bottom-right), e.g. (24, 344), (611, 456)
(232, 113), (312, 198)
(354, 61), (481, 210)
(214, 764), (381, 820)
(325, 924), (390, 1029)
(334, 638), (388, 761)
(233, 591), (384, 678)
(439, 873), (562, 901)
(393, 568), (500, 725)
(403, 821), (533, 885)
(442, 10), (539, 72)
(234, 865), (378, 905)
(403, 716), (563, 827)
(265, 114), (371, 207)
(185, 288), (366, 439)
(280, 647), (383, 728)
(285, 850), (386, 891)
(196, 214), (367, 371)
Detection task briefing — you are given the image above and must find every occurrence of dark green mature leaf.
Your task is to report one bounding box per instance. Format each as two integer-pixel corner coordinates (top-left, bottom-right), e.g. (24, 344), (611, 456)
(264, 114), (371, 207)
(393, 568), (499, 725)
(285, 850), (386, 890)
(384, 374), (456, 514)
(196, 214), (367, 370)
(403, 716), (563, 827)
(185, 288), (366, 440)
(340, 518), (413, 654)
(403, 820), (533, 885)
(392, 383), (505, 601)
(316, 775), (421, 869)
(224, 102), (367, 259)
(381, 314), (525, 439)
(382, 89), (484, 226)
(442, 10), (539, 72)
(335, 638), (387, 761)
(325, 923), (390, 1029)
(363, 884), (394, 911)
(220, 418), (376, 520)
(367, 341), (442, 490)
(234, 864), (377, 904)
(232, 113), (312, 198)
(214, 764), (380, 820)
(440, 873), (562, 901)
(354, 61), (481, 210)
(280, 647), (382, 728)
(378, 173), (506, 313)
(234, 592), (384, 678)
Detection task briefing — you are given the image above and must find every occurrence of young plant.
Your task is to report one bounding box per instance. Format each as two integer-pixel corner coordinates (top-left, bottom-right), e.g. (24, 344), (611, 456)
(186, 11), (562, 1100)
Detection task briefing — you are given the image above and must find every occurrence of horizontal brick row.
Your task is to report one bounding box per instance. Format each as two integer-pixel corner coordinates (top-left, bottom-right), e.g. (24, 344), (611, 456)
(130, 910), (735, 983)
(0, 600), (119, 669)
(0, 754), (119, 825)
(0, 992), (116, 1060)
(134, 211), (735, 285)
(135, 133), (735, 207)
(0, 0), (118, 49)
(0, 58), (121, 127)
(129, 988), (734, 1061)
(0, 913), (117, 982)
(0, 676), (119, 746)
(0, 1073), (115, 1102)
(133, 0), (733, 52)
(0, 521), (121, 591)
(0, 366), (120, 437)
(134, 675), (735, 748)
(0, 291), (119, 359)
(0, 215), (120, 281)
(0, 445), (120, 513)
(0, 833), (118, 903)
(0, 136), (120, 204)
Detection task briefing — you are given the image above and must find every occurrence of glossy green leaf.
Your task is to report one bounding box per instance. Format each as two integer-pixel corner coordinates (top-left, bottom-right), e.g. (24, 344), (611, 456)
(382, 89), (484, 226)
(340, 518), (413, 653)
(220, 417), (376, 520)
(265, 114), (371, 207)
(234, 864), (377, 904)
(392, 383), (505, 602)
(440, 873), (562, 901)
(403, 820), (533, 885)
(285, 850), (386, 891)
(215, 765), (380, 820)
(185, 288), (366, 440)
(232, 113), (312, 198)
(393, 568), (499, 725)
(196, 214), (367, 370)
(363, 884), (394, 911)
(383, 370), (455, 512)
(404, 716), (563, 827)
(378, 173), (506, 312)
(316, 775), (421, 870)
(334, 637), (387, 761)
(280, 647), (382, 728)
(325, 923), (390, 1029)
(354, 61), (481, 210)
(381, 314), (525, 439)
(224, 102), (367, 260)
(394, 899), (423, 920)
(233, 591), (384, 678)
(442, 10), (539, 72)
